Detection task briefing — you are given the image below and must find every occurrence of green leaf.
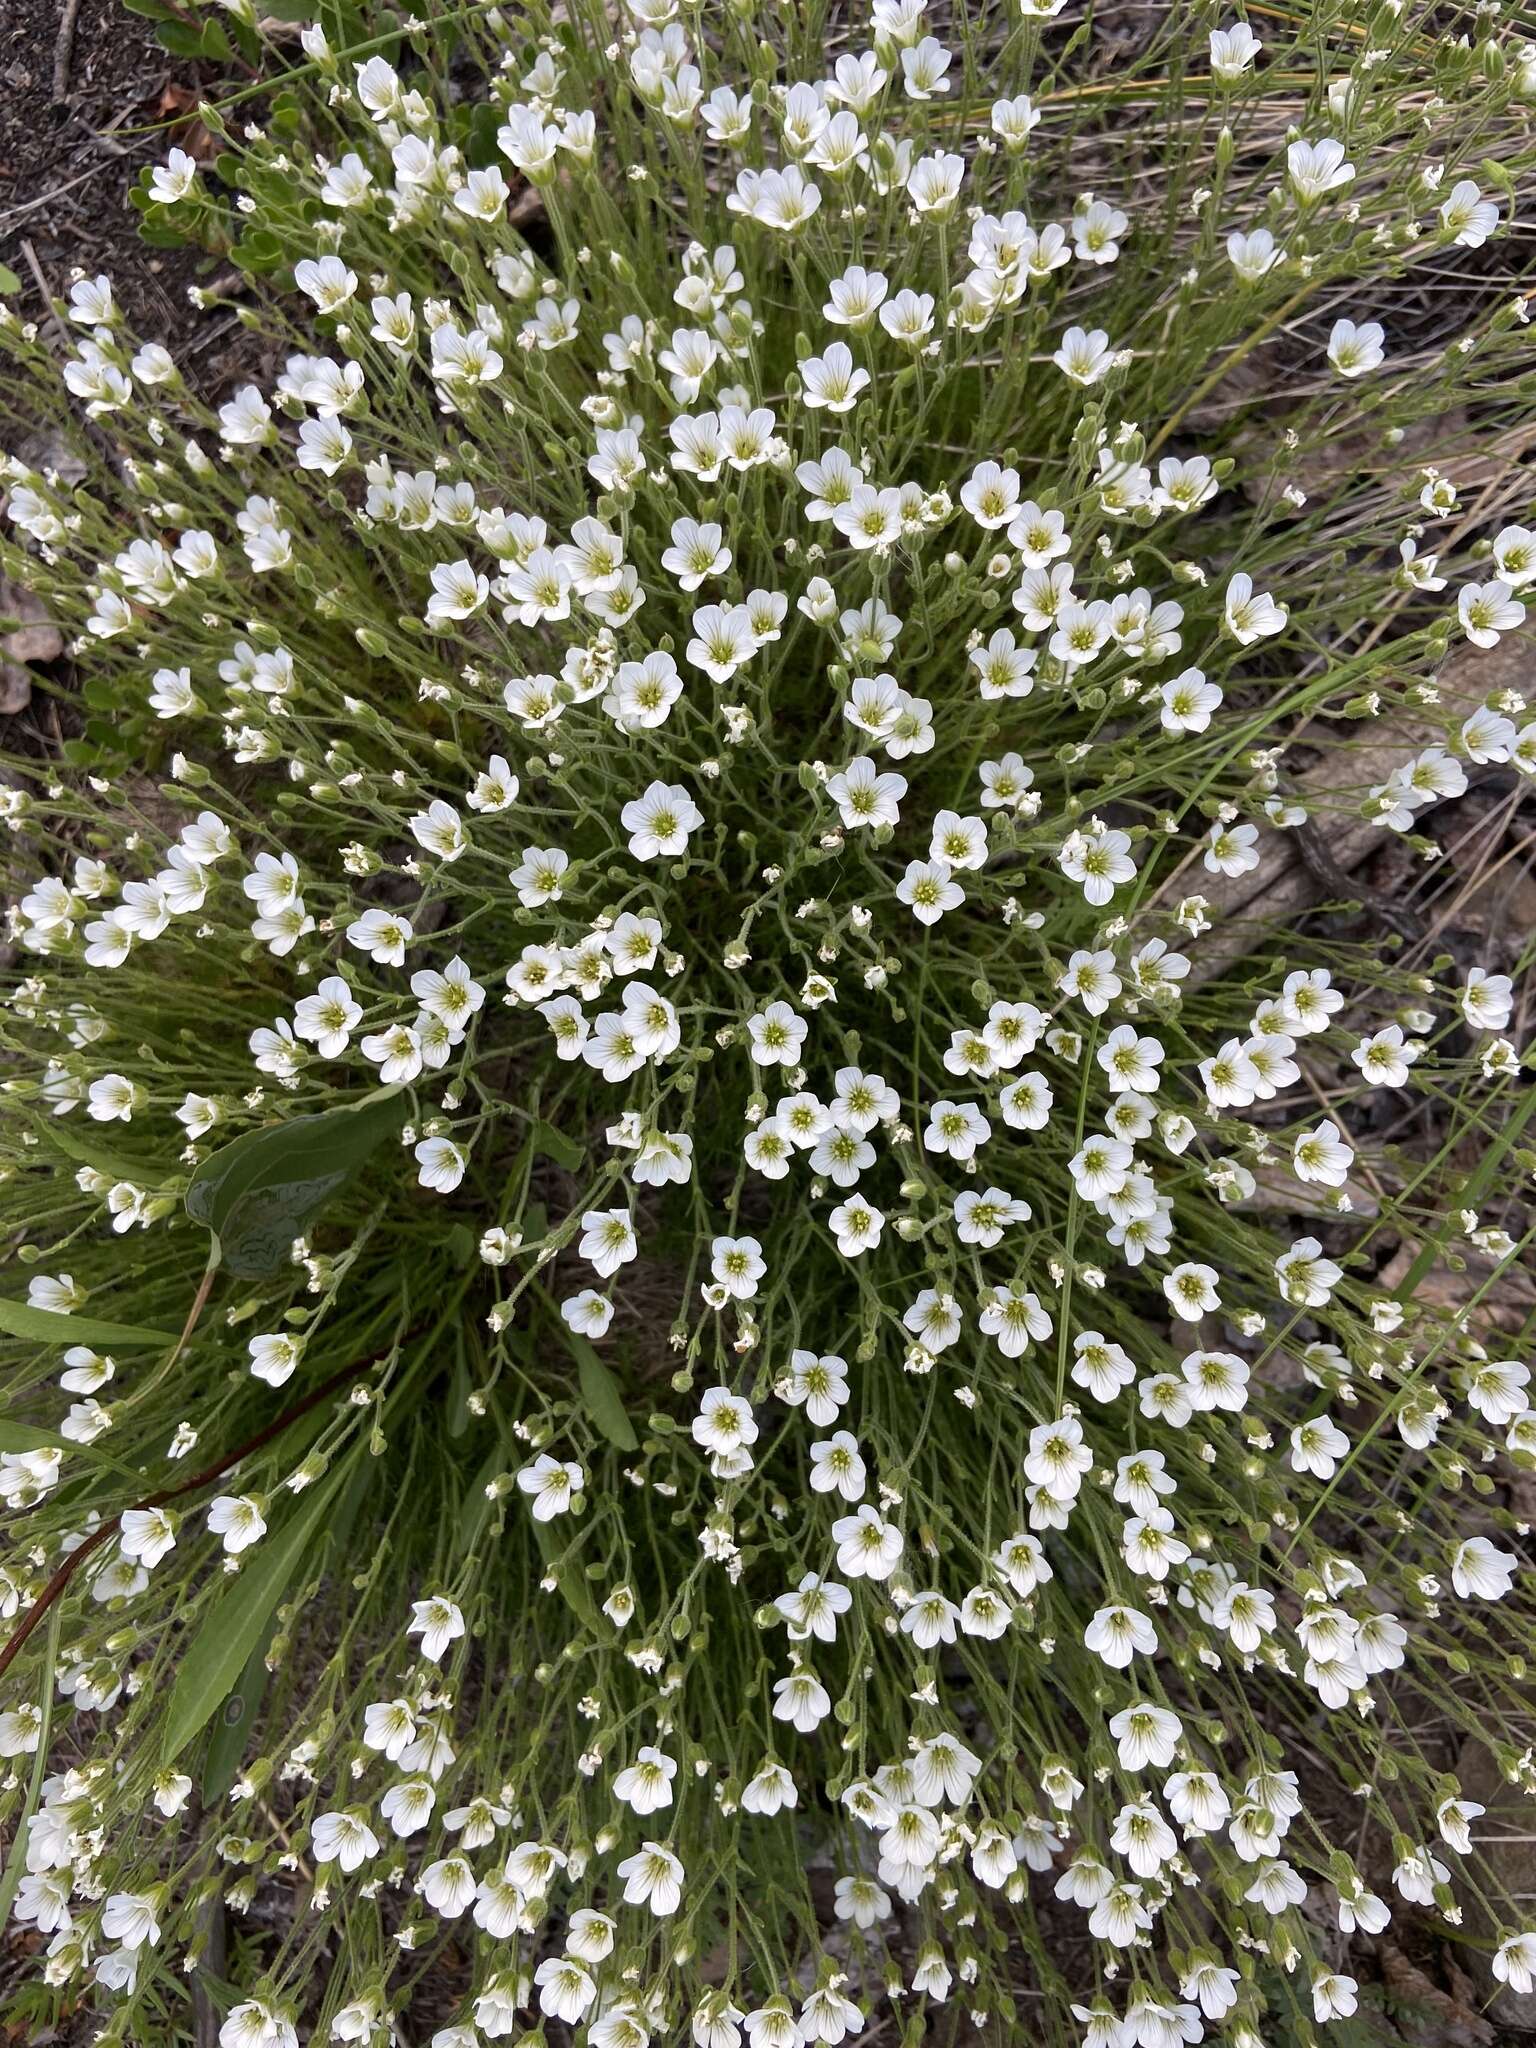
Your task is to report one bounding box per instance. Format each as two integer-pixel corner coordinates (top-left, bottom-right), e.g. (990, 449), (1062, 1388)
(201, 1643), (269, 1802)
(532, 1516), (604, 1633)
(0, 1421), (65, 1455)
(184, 1090), (405, 1279)
(0, 1608), (61, 1934)
(156, 19), (207, 54)
(198, 1441), (372, 1794)
(448, 1327), (472, 1438)
(0, 1419), (148, 1488)
(47, 1123), (176, 1190)
(137, 221), (194, 250)
(164, 1473), (341, 1763)
(568, 1332), (638, 1451)
(0, 1301), (172, 1348)
(0, 264), (21, 296)
(231, 229), (285, 276)
(457, 1441), (507, 1549)
(464, 100), (502, 169)
(531, 1118), (583, 1172)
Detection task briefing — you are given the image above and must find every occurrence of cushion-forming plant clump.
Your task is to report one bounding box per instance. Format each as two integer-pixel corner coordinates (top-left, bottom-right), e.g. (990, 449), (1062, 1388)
(2, 1), (1536, 2043)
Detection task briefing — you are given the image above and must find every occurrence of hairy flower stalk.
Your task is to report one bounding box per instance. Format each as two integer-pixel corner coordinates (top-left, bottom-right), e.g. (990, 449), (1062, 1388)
(1, 2), (1535, 2045)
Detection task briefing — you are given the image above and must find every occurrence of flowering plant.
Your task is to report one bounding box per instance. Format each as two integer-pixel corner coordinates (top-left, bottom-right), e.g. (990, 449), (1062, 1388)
(2, 4), (1536, 2045)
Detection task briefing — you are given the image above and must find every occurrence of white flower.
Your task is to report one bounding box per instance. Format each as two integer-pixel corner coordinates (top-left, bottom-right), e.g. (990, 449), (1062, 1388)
(148, 148), (198, 204)
(662, 519), (731, 591)
(220, 2002), (299, 2048)
(1290, 1414), (1349, 1478)
(954, 1185), (1030, 1248)
(691, 1386), (758, 1462)
(808, 1430), (867, 1501)
(906, 150), (965, 217)
(929, 810), (989, 871)
(579, 1207), (638, 1277)
(563, 1289), (614, 1338)
(1109, 1700), (1183, 1770)
(535, 1958), (596, 2026)
(746, 1002), (808, 1066)
(408, 799), (467, 863)
(896, 857), (964, 924)
(924, 1098), (991, 1161)
(1461, 967), (1513, 1031)
(621, 780), (704, 858)
(119, 1506), (178, 1569)
(1458, 580), (1525, 648)
(832, 1505), (902, 1580)
(709, 1234), (765, 1299)
(1163, 1262), (1220, 1320)
(1451, 1536), (1518, 1599)
(1494, 1934), (1536, 1995)
(415, 1136), (467, 1193)
(1288, 137), (1354, 201)
(616, 1841), (685, 1915)
(247, 1332), (303, 1388)
(901, 1591), (961, 1650)
(87, 1072), (140, 1123)
(801, 341), (870, 412)
(1224, 571), (1287, 643)
(1327, 317), (1385, 377)
(293, 976), (362, 1057)
(311, 1808), (379, 1872)
(980, 1284), (1052, 1358)
(407, 1595), (465, 1662)
(1311, 1973), (1358, 2023)
(207, 1495), (266, 1554)
(824, 264), (888, 327)
(1209, 22), (1261, 79)
(1228, 226), (1284, 280)
(1492, 523), (1536, 588)
(961, 460), (1021, 530)
(346, 907), (412, 966)
(827, 755), (907, 828)
(1053, 325), (1115, 385)
(990, 92), (1040, 149)
(1292, 1118), (1353, 1186)
(613, 1746), (678, 1815)
(1440, 177), (1498, 246)
(1060, 824), (1135, 904)
(294, 255), (358, 311)
(360, 1023), (422, 1086)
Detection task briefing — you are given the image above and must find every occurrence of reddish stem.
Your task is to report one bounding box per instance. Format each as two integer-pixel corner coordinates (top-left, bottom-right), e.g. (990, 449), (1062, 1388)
(0, 1347), (385, 1688)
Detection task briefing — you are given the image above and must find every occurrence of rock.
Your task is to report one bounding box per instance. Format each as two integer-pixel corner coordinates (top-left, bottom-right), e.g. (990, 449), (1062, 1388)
(10, 427), (87, 486)
(0, 575), (64, 717)
(1380, 1941), (1497, 2045)
(1171, 637), (1533, 988)
(0, 661), (32, 714)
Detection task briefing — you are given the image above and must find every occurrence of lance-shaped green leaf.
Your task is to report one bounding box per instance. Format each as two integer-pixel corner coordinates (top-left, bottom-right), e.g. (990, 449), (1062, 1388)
(566, 1329), (639, 1451)
(184, 1089), (405, 1278)
(532, 1515), (605, 1634)
(531, 1117), (584, 1172)
(0, 1301), (173, 1348)
(46, 1123), (181, 1192)
(0, 1419), (145, 1486)
(0, 1421), (65, 1455)
(163, 1471), (343, 1764)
